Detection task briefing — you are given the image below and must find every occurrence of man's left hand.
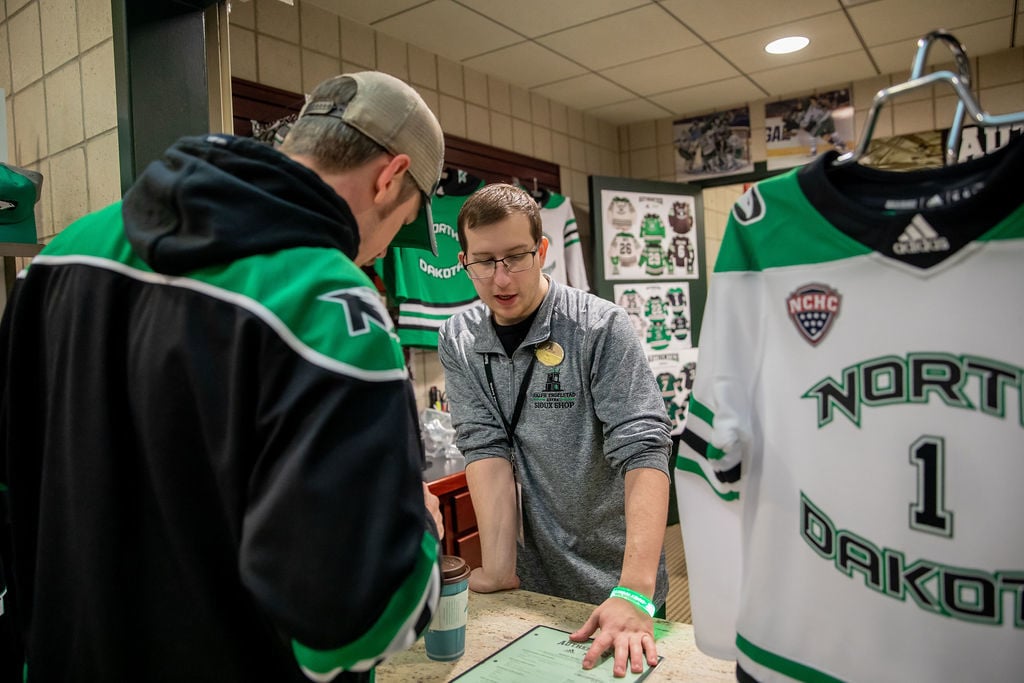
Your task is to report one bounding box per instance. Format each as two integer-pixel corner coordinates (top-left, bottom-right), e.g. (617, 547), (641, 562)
(569, 597), (658, 677)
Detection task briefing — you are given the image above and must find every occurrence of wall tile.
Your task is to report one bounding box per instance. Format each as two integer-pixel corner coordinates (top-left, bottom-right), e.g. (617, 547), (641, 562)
(229, 25), (257, 82)
(654, 118), (674, 146)
(256, 0), (299, 43)
(585, 141), (600, 171)
(600, 147), (618, 175)
(569, 137), (585, 170)
(439, 94), (466, 137)
(853, 74), (892, 110)
(302, 49), (340, 94)
(0, 24), (11, 94)
(629, 147), (657, 178)
(228, 0), (255, 29)
(550, 101), (567, 133)
(567, 108), (584, 139)
(490, 111), (512, 150)
(551, 131), (569, 166)
(487, 77), (509, 112)
(628, 120), (656, 149)
(530, 93), (549, 128)
(257, 34), (301, 92)
(657, 144), (674, 178)
(466, 103), (490, 143)
(48, 145), (88, 232)
(376, 33), (408, 81)
(533, 125), (552, 161)
(81, 41), (116, 138)
(512, 118), (532, 156)
(749, 127), (766, 161)
(463, 67), (487, 106)
(853, 106), (892, 141)
(40, 0), (78, 73)
(409, 45), (437, 90)
(28, 157), (52, 240)
(510, 85), (530, 121)
(77, 0), (111, 51)
(10, 4), (43, 91)
(558, 167), (571, 196)
(584, 115), (601, 148)
(13, 80), (47, 164)
(978, 81), (1024, 116)
(299, 1), (339, 57)
(569, 171), (587, 205)
(892, 98), (933, 135)
(85, 128), (119, 211)
(619, 151), (629, 175)
(978, 47), (1024, 89)
(5, 99), (13, 163)
(437, 57), (463, 98)
(340, 18), (374, 68)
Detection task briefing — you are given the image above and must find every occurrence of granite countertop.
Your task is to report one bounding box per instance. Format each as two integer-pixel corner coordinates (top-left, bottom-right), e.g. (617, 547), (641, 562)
(376, 589), (734, 682)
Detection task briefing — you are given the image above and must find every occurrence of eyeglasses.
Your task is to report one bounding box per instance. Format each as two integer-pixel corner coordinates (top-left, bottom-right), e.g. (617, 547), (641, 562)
(463, 247), (539, 280)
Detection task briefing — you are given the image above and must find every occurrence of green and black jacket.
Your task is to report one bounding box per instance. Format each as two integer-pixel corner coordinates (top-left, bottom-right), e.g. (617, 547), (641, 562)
(0, 135), (440, 681)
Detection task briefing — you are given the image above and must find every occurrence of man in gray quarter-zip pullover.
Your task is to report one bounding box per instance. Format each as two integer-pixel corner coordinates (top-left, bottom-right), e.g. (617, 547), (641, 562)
(438, 184), (672, 679)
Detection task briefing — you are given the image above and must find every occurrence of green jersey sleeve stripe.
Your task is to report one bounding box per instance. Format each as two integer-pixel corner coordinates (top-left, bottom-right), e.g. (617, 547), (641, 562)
(689, 396), (714, 427)
(737, 633), (846, 683)
(292, 533), (440, 678)
(675, 455), (740, 502)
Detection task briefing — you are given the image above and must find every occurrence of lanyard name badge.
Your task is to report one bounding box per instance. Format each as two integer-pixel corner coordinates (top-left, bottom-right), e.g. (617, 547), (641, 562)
(483, 351), (537, 546)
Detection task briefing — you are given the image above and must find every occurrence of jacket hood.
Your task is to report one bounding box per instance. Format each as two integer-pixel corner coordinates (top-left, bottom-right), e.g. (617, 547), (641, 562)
(123, 134), (359, 275)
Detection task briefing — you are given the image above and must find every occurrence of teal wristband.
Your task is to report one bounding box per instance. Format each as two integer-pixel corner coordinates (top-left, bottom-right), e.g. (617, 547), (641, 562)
(609, 586), (656, 617)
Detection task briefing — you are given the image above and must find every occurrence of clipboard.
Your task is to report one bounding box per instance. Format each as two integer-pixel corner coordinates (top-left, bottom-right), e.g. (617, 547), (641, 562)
(451, 625), (664, 682)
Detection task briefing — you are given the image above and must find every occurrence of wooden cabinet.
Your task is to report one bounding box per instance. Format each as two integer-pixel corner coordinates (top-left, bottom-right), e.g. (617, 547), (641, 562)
(428, 471), (481, 569)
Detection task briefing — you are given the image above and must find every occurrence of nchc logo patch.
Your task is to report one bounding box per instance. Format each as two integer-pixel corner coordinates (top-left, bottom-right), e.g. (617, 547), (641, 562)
(786, 283), (841, 346)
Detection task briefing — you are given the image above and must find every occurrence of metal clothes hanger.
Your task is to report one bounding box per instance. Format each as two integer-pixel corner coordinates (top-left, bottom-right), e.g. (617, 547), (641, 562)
(834, 30), (1024, 167)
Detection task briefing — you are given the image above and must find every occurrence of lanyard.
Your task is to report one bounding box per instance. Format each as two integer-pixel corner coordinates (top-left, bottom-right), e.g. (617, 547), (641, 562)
(483, 351), (537, 451)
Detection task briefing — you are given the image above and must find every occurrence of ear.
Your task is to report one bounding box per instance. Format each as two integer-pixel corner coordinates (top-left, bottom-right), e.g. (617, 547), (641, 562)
(373, 153), (412, 203)
(536, 235), (550, 267)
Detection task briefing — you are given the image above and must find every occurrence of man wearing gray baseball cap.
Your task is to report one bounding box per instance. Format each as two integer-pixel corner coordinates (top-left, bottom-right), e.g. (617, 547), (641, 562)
(0, 71), (444, 682)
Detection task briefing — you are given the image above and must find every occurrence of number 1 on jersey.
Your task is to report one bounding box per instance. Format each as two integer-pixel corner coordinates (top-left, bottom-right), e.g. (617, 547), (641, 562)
(909, 435), (954, 538)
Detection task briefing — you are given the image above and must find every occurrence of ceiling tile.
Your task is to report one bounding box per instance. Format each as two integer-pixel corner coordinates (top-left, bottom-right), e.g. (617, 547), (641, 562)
(713, 11), (861, 74)
(585, 98), (675, 126)
(537, 4), (701, 71)
(302, 0), (427, 25)
(601, 45), (741, 96)
(532, 73), (636, 110)
(659, 0), (839, 41)
(847, 0), (1014, 47)
(751, 51), (877, 97)
(463, 42), (587, 89)
(372, 0), (521, 62)
(869, 18), (1015, 78)
(455, 0), (647, 38)
(650, 76), (768, 115)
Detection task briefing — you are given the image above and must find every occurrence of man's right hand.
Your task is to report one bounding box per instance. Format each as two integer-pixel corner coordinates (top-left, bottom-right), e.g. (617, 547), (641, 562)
(468, 566), (520, 593)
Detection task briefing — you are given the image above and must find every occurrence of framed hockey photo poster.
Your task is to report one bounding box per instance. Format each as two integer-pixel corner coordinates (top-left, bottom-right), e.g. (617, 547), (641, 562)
(589, 175), (708, 349)
(765, 87), (854, 170)
(673, 106), (754, 182)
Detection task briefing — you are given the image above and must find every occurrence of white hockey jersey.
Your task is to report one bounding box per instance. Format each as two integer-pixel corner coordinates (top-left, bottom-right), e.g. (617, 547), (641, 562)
(539, 191), (590, 291)
(676, 137), (1024, 682)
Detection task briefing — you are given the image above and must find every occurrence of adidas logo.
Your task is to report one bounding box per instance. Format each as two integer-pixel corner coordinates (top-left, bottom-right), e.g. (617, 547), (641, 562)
(892, 214), (950, 255)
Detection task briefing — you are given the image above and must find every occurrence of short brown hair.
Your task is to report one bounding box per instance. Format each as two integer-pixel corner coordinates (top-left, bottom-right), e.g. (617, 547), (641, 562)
(457, 183), (542, 252)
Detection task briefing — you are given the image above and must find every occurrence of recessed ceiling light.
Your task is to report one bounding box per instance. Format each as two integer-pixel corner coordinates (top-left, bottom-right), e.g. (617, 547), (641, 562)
(765, 36), (810, 54)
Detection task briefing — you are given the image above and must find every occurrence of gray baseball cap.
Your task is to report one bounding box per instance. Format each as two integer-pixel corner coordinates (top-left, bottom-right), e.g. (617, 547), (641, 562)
(299, 71), (443, 255)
